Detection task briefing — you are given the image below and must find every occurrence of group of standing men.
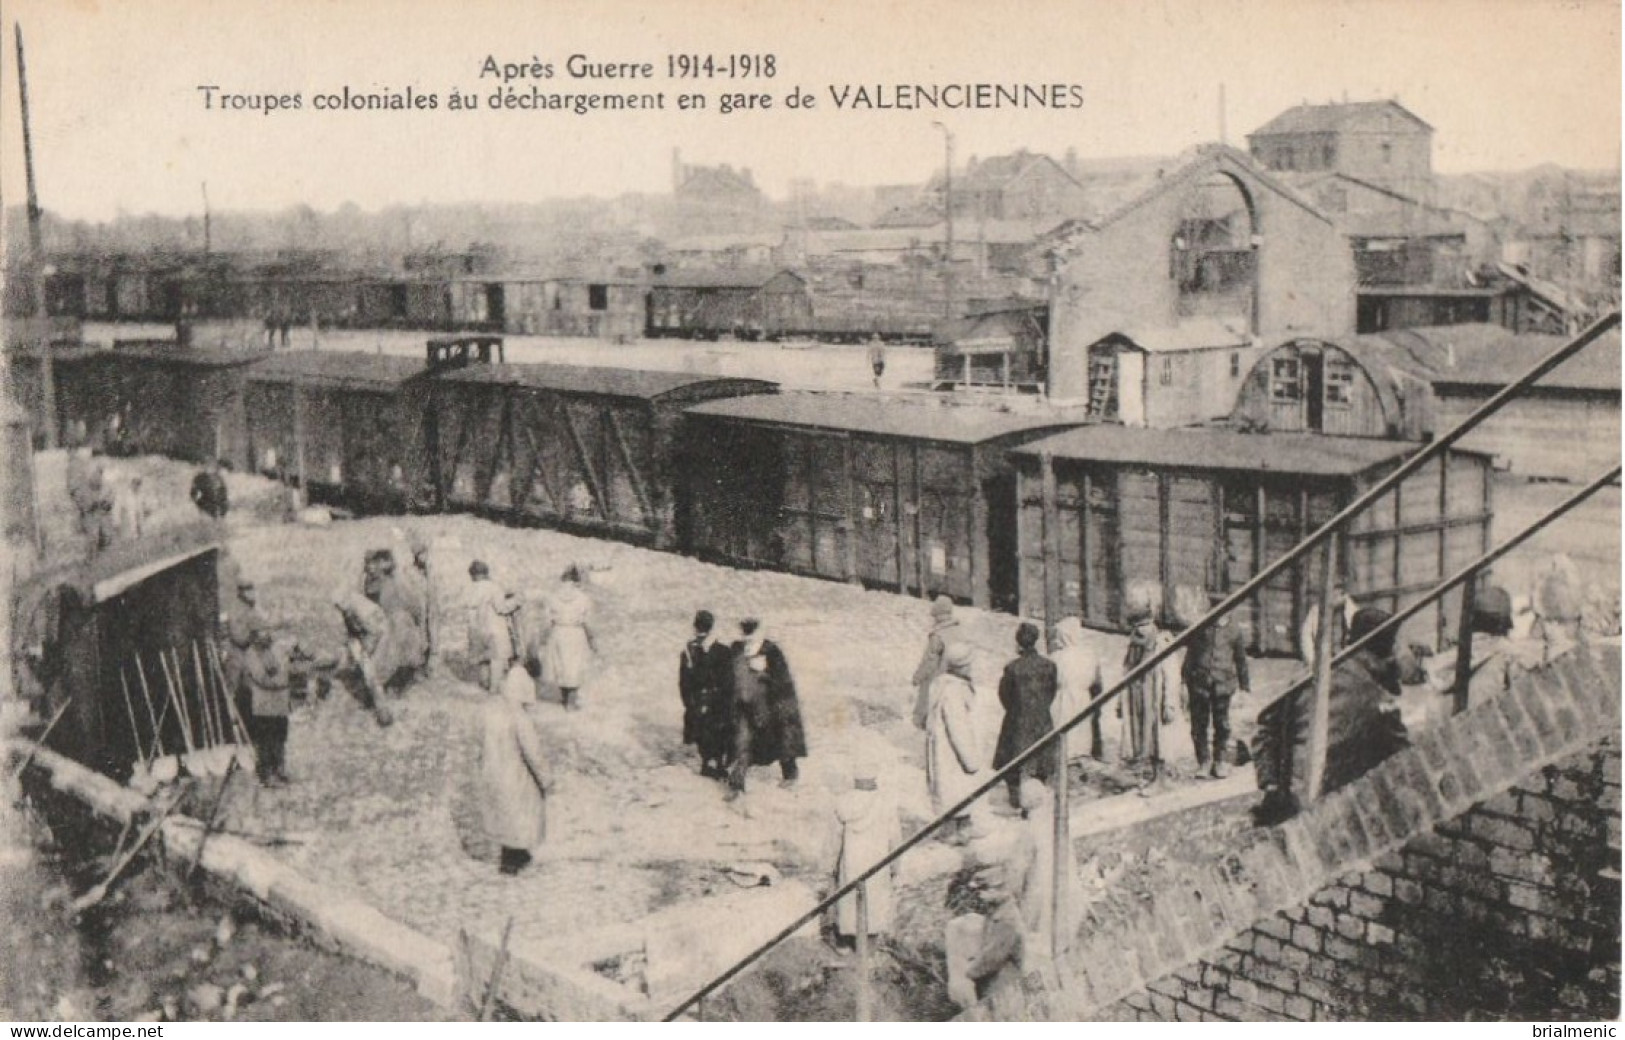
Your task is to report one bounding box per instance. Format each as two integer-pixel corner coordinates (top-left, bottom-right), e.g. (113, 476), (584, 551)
(908, 590), (1256, 837)
(218, 535), (437, 784)
(678, 610), (807, 799)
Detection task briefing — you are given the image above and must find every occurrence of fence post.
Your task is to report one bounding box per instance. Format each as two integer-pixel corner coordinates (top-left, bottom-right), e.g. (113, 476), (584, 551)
(1305, 537), (1339, 802)
(854, 880), (872, 1022)
(1452, 569), (1478, 714)
(1051, 733), (1070, 969)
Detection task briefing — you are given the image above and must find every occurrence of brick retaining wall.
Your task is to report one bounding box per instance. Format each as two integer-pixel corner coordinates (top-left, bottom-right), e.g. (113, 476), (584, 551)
(968, 642), (1621, 1021)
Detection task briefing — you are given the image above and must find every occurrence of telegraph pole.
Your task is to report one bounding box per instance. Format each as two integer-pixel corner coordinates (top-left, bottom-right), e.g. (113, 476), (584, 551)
(932, 122), (956, 323)
(16, 22), (57, 448)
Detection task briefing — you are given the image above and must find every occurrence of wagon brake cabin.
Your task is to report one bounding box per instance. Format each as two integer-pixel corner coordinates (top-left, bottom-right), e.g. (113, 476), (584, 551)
(243, 349), (444, 511)
(683, 392), (1088, 611)
(1011, 424), (1493, 657)
(430, 362), (775, 548)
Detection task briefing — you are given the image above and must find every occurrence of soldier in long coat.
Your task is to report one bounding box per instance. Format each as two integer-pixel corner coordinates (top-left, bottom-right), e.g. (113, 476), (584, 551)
(829, 763), (901, 945)
(925, 642), (983, 835)
(467, 561), (521, 693)
(481, 663), (554, 875)
(727, 619), (808, 798)
(911, 596), (959, 729)
(334, 590), (396, 727)
(223, 579), (268, 708)
(1050, 617), (1105, 762)
(993, 622), (1056, 809)
(1122, 605), (1177, 792)
(401, 533), (437, 674)
(367, 550), (427, 678)
(544, 565), (596, 711)
(679, 610), (734, 779)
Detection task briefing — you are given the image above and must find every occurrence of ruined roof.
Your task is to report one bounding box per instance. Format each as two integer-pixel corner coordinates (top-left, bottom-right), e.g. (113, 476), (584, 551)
(440, 362), (776, 402)
(686, 391), (1088, 444)
(1249, 99), (1434, 137)
(1041, 145), (1334, 253)
(1015, 424), (1420, 476)
(246, 350), (430, 390)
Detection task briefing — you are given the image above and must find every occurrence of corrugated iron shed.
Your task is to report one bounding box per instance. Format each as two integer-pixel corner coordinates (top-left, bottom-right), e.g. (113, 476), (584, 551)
(687, 392), (1089, 444)
(1014, 424), (1425, 475)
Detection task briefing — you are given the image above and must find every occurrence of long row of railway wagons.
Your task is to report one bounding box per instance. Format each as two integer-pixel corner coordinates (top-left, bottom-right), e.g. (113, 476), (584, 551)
(40, 266), (937, 344)
(10, 338), (1493, 654)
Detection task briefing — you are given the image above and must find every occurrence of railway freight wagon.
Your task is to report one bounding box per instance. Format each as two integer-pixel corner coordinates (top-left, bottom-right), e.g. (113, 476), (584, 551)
(5, 343), (105, 447)
(243, 351), (441, 511)
(83, 344), (265, 468)
(683, 393), (1088, 611)
(1011, 425), (1493, 656)
(645, 270), (814, 340)
(431, 363), (775, 548)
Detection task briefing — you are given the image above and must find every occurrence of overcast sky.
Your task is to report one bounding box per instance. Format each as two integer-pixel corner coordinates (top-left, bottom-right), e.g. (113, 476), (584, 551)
(0, 0), (1619, 221)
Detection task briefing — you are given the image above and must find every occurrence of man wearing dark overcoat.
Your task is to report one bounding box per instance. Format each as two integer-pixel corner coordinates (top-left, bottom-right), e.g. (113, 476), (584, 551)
(680, 610), (734, 779)
(993, 622), (1057, 809)
(727, 618), (807, 798)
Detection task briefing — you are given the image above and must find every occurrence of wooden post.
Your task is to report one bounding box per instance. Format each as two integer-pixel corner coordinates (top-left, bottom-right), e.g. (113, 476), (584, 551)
(842, 440), (859, 584)
(1079, 471), (1092, 620)
(1254, 483), (1268, 645)
(969, 454), (989, 609)
(854, 881), (872, 1022)
(293, 386), (308, 509)
(1305, 537), (1339, 803)
(912, 444), (927, 599)
(1452, 569), (1477, 714)
(1040, 452), (1063, 640)
(1437, 454), (1450, 647)
(1051, 735), (1070, 966)
(892, 443), (908, 595)
(1157, 473), (1172, 618)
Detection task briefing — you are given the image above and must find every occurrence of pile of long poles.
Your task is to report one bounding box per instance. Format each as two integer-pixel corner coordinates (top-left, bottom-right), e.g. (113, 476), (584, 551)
(122, 640), (254, 790)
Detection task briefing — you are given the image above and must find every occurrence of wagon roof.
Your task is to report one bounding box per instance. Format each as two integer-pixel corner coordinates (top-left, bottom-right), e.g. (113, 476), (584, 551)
(438, 362), (778, 401)
(649, 268), (803, 290)
(105, 342), (271, 368)
(1014, 424), (1422, 476)
(246, 349), (431, 389)
(686, 392), (1091, 444)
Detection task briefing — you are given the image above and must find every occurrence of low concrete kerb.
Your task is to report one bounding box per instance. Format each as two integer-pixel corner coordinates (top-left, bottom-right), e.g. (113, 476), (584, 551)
(5, 741), (459, 1008)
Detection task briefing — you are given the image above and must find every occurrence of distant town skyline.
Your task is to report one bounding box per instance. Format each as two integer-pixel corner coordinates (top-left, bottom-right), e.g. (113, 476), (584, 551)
(0, 0), (1618, 222)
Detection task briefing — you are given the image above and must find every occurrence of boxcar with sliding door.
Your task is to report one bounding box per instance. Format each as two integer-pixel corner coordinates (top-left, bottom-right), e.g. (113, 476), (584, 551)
(431, 363), (775, 547)
(243, 351), (440, 511)
(683, 393), (1088, 611)
(90, 343), (266, 469)
(1011, 425), (1492, 655)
